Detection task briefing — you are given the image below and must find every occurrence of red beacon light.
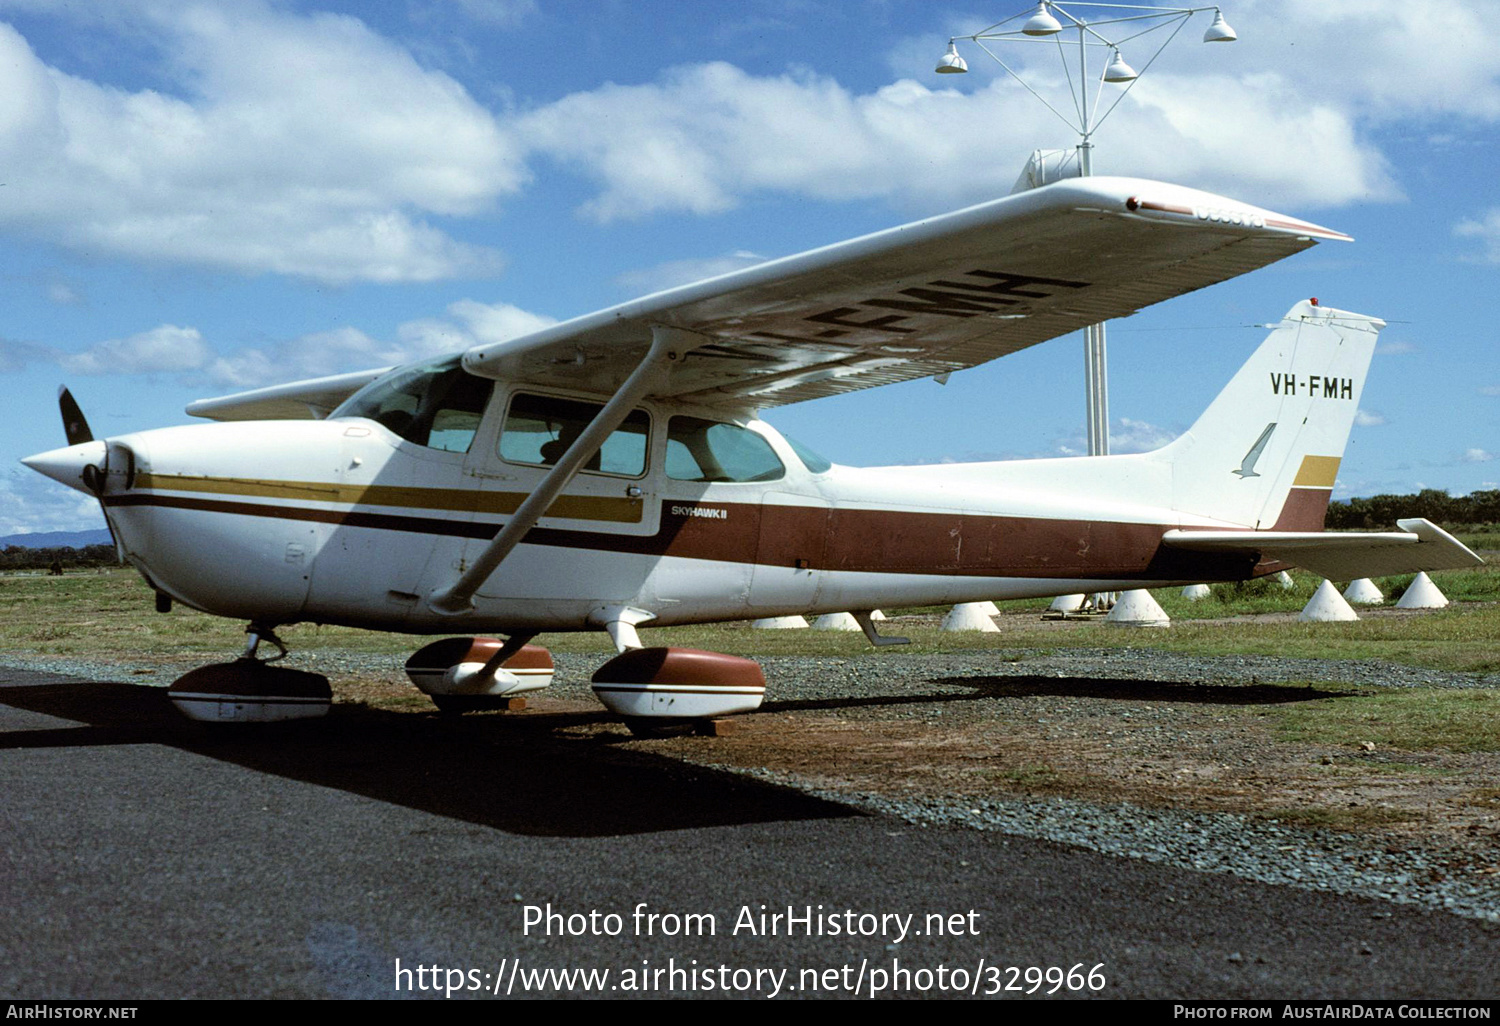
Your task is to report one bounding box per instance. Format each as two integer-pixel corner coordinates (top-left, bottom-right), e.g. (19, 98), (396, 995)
(1309, 297), (1319, 306)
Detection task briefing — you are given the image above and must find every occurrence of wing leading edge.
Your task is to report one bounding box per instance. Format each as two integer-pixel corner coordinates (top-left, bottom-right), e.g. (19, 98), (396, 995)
(461, 176), (1350, 407)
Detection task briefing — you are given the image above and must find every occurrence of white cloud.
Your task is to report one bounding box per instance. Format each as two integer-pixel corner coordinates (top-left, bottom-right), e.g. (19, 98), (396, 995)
(1376, 339), (1418, 354)
(1051, 416), (1180, 457)
(0, 338), (55, 373)
(1253, 1), (1500, 122)
(205, 327), (407, 389)
(1110, 417), (1181, 454)
(445, 299), (557, 346)
(200, 300), (555, 389)
(0, 4), (523, 282)
(0, 469), (104, 537)
(47, 281), (82, 305)
(511, 58), (1396, 223)
(392, 299), (557, 366)
(503, 2), (1500, 221)
(3, 0), (1499, 284)
(1480, 385), (1500, 396)
(615, 251), (767, 294)
(1354, 409), (1386, 427)
(61, 324), (212, 376)
(32, 291), (559, 389)
(1462, 448), (1495, 464)
(1455, 209), (1500, 263)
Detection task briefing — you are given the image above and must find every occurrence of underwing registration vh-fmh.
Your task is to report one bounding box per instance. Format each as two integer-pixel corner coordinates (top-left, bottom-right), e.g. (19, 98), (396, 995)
(22, 176), (1483, 726)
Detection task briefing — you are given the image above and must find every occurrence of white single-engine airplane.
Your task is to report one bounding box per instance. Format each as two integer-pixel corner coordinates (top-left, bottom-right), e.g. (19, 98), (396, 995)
(23, 176), (1483, 725)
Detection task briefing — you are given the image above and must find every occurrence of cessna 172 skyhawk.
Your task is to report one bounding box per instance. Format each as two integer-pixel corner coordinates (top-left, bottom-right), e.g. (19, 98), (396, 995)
(23, 176), (1482, 725)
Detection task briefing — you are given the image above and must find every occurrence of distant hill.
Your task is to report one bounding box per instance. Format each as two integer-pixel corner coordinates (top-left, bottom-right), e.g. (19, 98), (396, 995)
(0, 529), (113, 550)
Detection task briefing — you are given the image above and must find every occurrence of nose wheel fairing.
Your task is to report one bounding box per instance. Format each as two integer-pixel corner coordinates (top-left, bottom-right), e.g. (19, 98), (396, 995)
(167, 662), (332, 723)
(166, 623), (331, 723)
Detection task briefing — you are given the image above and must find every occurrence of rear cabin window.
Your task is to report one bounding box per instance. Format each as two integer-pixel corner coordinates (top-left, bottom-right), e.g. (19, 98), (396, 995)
(499, 393), (650, 477)
(783, 433), (832, 474)
(334, 356), (493, 454)
(665, 417), (785, 483)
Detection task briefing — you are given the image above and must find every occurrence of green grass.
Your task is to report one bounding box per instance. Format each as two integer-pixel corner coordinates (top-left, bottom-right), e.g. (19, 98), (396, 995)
(3, 566), (1499, 676)
(991, 763), (1065, 787)
(1257, 687), (1500, 753)
(1332, 761), (1460, 777)
(1455, 525), (1500, 553)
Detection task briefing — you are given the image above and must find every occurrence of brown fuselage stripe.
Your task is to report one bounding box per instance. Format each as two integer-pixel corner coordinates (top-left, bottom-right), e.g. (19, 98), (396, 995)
(1268, 487), (1333, 531)
(105, 492), (1265, 582)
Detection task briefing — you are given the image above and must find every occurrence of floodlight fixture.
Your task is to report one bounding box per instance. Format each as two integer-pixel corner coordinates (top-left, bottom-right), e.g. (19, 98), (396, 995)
(1102, 49), (1139, 82)
(1203, 9), (1237, 42)
(1022, 2), (1064, 35)
(932, 4), (1240, 459)
(935, 40), (969, 73)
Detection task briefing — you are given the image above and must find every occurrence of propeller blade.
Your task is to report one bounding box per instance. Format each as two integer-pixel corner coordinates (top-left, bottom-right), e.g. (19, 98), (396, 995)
(58, 386), (94, 446)
(51, 386), (120, 559)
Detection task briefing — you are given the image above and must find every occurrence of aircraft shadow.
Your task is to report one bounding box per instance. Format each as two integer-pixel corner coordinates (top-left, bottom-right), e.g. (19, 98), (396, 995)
(760, 674), (1352, 715)
(0, 678), (855, 838)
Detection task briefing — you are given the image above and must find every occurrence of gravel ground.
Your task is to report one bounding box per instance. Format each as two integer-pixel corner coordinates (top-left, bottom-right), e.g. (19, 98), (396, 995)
(5, 645), (1498, 925)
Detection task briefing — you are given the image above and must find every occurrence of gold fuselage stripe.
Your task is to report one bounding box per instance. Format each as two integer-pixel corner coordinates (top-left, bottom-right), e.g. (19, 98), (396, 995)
(133, 472), (643, 524)
(1291, 456), (1340, 489)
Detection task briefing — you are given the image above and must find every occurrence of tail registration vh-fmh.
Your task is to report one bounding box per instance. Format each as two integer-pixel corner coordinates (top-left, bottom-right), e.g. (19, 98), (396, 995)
(23, 176), (1483, 726)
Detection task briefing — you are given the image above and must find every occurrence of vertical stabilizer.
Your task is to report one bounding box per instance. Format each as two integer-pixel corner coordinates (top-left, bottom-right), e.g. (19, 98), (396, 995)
(1158, 301), (1382, 529)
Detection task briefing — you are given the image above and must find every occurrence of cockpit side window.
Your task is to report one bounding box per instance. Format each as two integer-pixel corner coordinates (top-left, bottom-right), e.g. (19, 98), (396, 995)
(665, 416), (785, 483)
(333, 356), (493, 454)
(499, 393), (650, 477)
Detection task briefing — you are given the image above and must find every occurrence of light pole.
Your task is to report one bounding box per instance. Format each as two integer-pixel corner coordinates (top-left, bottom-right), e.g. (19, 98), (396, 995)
(936, 2), (1238, 457)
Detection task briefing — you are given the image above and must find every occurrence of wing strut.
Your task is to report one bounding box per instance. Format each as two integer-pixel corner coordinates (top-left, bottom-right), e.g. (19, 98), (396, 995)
(427, 326), (691, 616)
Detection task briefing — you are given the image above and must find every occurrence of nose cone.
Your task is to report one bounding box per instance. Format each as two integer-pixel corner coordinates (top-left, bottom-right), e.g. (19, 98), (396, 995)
(21, 440), (108, 494)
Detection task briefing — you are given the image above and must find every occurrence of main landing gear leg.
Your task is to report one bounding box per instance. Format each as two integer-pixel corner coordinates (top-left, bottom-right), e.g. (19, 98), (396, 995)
(166, 622), (331, 723)
(402, 636), (556, 715)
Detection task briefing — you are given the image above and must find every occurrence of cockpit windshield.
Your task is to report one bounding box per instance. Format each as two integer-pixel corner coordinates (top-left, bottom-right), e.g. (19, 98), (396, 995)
(332, 356), (493, 453)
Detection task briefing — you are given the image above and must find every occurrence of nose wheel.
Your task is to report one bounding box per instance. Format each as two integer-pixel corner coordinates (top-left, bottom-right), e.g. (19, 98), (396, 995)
(166, 621), (331, 722)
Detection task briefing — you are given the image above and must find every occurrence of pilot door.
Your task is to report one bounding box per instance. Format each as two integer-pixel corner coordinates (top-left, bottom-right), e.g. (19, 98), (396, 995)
(305, 357), (496, 627)
(463, 388), (661, 604)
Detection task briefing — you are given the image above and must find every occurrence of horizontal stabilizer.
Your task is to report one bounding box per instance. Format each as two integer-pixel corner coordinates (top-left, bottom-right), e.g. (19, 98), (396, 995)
(1161, 518), (1483, 581)
(187, 366), (392, 421)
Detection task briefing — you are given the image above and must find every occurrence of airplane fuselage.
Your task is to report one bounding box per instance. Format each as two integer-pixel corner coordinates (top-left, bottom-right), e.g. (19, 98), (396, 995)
(84, 379), (1263, 635)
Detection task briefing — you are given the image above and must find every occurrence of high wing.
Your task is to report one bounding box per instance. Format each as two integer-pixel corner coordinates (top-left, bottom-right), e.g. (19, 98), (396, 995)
(187, 366), (392, 422)
(461, 176), (1350, 407)
(1161, 519), (1484, 580)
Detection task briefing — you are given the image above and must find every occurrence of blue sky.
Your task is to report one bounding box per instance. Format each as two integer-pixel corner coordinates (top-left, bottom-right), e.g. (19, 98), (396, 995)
(2, 0), (1496, 535)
